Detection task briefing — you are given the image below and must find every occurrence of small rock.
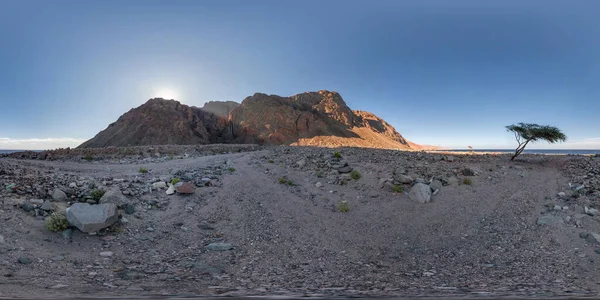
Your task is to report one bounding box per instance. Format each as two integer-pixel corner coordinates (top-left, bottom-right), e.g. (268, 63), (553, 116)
(585, 206), (599, 216)
(429, 180), (443, 192)
(337, 166), (353, 174)
(40, 201), (53, 211)
(296, 159), (306, 168)
(61, 228), (73, 240)
(49, 284), (69, 289)
(18, 257), (31, 265)
(152, 182), (167, 189)
(0, 235), (4, 244)
(445, 156), (455, 162)
(408, 183), (432, 204)
(461, 168), (476, 176)
(558, 192), (567, 198)
(166, 185), (175, 195)
(315, 182), (323, 188)
(553, 205), (562, 211)
(394, 174), (413, 184)
(580, 232), (600, 244)
(537, 215), (564, 226)
(192, 262), (224, 275)
(176, 182), (195, 194)
(206, 242), (233, 251)
(99, 187), (128, 206)
(124, 203), (136, 215)
(51, 189), (67, 201)
(100, 251), (114, 257)
(21, 202), (35, 212)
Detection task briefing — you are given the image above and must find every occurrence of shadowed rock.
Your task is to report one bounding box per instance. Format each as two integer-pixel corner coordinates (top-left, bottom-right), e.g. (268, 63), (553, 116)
(66, 203), (119, 233)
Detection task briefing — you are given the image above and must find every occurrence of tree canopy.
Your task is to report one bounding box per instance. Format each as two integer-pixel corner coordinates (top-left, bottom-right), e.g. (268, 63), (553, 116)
(506, 123), (567, 160)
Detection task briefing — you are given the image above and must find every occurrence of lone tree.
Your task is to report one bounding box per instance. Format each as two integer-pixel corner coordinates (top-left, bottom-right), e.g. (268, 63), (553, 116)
(506, 123), (566, 161)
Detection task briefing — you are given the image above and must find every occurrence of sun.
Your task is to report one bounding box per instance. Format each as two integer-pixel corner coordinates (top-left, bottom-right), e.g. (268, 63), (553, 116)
(153, 88), (179, 101)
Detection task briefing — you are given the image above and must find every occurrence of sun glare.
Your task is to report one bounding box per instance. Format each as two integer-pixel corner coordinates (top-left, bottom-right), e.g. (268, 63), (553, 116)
(153, 88), (179, 101)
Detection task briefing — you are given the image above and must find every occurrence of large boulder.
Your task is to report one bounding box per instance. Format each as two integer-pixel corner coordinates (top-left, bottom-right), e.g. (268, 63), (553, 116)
(66, 203), (119, 233)
(408, 183), (432, 204)
(99, 187), (128, 206)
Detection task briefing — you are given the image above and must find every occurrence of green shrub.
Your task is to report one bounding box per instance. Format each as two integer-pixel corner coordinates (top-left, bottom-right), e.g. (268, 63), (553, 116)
(392, 184), (404, 193)
(228, 167), (236, 172)
(333, 151), (342, 159)
(463, 178), (473, 185)
(170, 177), (181, 185)
(84, 154), (93, 161)
(279, 177), (295, 186)
(316, 171), (324, 178)
(90, 189), (105, 201)
(138, 167), (148, 173)
(350, 170), (361, 180)
(268, 159), (275, 164)
(45, 214), (69, 232)
(337, 200), (349, 213)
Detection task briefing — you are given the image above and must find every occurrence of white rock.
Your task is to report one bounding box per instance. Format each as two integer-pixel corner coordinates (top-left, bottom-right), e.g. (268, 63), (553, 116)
(315, 182), (323, 188)
(152, 181), (167, 189)
(166, 185), (175, 195)
(99, 251), (113, 257)
(409, 183), (432, 204)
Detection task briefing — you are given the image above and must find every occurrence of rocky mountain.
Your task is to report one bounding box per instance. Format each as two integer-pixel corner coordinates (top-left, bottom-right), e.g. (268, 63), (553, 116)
(79, 90), (420, 150)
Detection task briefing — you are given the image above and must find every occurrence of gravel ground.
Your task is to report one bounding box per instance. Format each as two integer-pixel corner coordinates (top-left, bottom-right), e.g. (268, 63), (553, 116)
(1, 145), (600, 298)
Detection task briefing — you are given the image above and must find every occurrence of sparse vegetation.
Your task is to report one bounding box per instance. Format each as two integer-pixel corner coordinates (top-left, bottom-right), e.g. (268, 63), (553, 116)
(45, 213), (69, 232)
(333, 151), (342, 159)
(506, 123), (567, 161)
(463, 178), (473, 185)
(90, 189), (105, 201)
(392, 184), (404, 193)
(84, 154), (93, 161)
(268, 159), (275, 164)
(337, 200), (349, 213)
(228, 167), (236, 172)
(278, 177), (295, 186)
(350, 170), (361, 180)
(170, 177), (181, 185)
(138, 167), (148, 173)
(316, 171), (324, 178)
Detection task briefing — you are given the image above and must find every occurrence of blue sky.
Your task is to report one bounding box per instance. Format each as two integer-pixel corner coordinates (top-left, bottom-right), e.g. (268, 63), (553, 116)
(1, 0), (599, 150)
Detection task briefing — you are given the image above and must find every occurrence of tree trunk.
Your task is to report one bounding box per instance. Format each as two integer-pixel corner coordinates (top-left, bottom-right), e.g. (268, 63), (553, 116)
(511, 140), (530, 161)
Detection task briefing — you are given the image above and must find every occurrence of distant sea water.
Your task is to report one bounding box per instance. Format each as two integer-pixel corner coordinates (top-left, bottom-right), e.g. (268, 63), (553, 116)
(436, 149), (600, 155)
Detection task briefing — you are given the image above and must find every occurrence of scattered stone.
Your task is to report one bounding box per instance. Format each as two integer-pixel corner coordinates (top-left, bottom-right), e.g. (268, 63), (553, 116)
(553, 205), (562, 211)
(49, 284), (69, 289)
(296, 159), (306, 168)
(429, 180), (443, 192)
(408, 183), (432, 204)
(337, 166), (353, 174)
(585, 206), (599, 216)
(192, 262), (224, 275)
(445, 156), (455, 162)
(61, 228), (73, 240)
(579, 232), (600, 244)
(66, 203), (119, 233)
(100, 251), (114, 257)
(21, 202), (35, 212)
(315, 182), (323, 188)
(51, 189), (67, 201)
(206, 242), (234, 251)
(166, 185), (175, 195)
(443, 176), (459, 186)
(0, 235), (4, 244)
(124, 203), (136, 215)
(394, 174), (413, 184)
(52, 202), (68, 215)
(558, 192), (567, 198)
(40, 201), (53, 211)
(99, 187), (128, 206)
(152, 181), (167, 189)
(537, 215), (564, 226)
(176, 182), (196, 194)
(461, 168), (476, 176)
(18, 257), (31, 265)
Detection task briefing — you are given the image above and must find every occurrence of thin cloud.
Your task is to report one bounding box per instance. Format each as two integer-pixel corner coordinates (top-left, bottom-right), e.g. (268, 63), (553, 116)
(0, 137), (86, 150)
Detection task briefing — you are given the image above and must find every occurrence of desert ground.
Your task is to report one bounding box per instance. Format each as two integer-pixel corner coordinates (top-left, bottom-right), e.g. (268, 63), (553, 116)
(1, 145), (600, 299)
